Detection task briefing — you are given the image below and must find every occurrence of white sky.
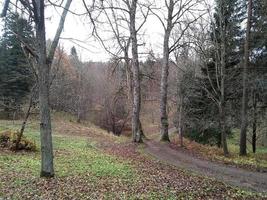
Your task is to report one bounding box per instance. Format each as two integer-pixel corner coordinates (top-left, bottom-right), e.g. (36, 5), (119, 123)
(0, 0), (212, 62)
(45, 0), (164, 62)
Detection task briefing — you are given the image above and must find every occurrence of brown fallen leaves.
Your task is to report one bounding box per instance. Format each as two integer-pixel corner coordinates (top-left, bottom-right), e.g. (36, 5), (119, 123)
(1, 121), (266, 199)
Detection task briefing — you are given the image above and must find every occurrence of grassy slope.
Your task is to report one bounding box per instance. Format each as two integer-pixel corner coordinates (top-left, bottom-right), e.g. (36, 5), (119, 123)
(0, 120), (135, 199)
(0, 119), (266, 199)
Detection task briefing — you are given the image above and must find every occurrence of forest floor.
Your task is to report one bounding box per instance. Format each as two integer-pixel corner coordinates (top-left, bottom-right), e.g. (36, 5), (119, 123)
(0, 117), (267, 199)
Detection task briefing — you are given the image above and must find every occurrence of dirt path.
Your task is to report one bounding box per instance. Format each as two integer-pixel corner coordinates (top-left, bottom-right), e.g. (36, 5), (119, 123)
(144, 139), (267, 193)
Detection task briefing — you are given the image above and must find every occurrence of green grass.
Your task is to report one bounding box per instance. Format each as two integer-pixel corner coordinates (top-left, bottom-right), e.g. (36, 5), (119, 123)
(205, 129), (267, 169)
(1, 119), (266, 199)
(228, 129), (267, 154)
(169, 127), (267, 170)
(0, 132), (134, 178)
(0, 120), (136, 198)
(219, 129), (267, 169)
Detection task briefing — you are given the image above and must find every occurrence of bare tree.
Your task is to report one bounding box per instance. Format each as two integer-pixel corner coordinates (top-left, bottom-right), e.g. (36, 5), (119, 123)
(83, 0), (150, 142)
(191, 11), (231, 155)
(151, 0), (203, 141)
(1, 0), (73, 177)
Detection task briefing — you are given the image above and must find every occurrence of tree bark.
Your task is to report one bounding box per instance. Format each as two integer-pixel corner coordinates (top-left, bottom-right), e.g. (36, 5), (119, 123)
(36, 9), (54, 177)
(217, 0), (229, 156)
(220, 40), (229, 156)
(125, 52), (145, 139)
(130, 0), (142, 143)
(219, 104), (229, 155)
(240, 0), (252, 156)
(252, 89), (257, 153)
(160, 36), (171, 141)
(178, 93), (184, 147)
(33, 0), (54, 178)
(160, 0), (174, 142)
(34, 0), (72, 177)
(77, 66), (83, 123)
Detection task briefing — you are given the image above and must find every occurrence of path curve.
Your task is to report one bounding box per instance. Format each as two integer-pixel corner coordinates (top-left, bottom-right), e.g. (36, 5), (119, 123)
(144, 139), (267, 193)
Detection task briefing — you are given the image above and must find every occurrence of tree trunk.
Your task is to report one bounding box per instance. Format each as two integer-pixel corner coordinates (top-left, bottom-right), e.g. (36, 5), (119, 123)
(252, 89), (257, 153)
(35, 0), (54, 177)
(130, 0), (142, 143)
(218, 0), (229, 156)
(178, 94), (184, 147)
(160, 1), (174, 142)
(240, 0), (252, 156)
(125, 54), (145, 139)
(77, 71), (83, 123)
(219, 104), (229, 155)
(15, 86), (35, 150)
(39, 63), (54, 177)
(160, 39), (170, 142)
(220, 52), (229, 156)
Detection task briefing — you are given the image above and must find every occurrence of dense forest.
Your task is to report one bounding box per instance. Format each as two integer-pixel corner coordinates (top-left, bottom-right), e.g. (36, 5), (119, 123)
(0, 0), (266, 199)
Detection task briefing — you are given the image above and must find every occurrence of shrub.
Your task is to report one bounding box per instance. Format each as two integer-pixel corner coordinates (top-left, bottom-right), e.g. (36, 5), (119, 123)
(0, 130), (37, 151)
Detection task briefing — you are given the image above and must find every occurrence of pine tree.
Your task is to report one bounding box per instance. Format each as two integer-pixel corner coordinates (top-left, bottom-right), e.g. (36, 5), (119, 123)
(212, 0), (243, 155)
(251, 0), (267, 65)
(192, 0), (244, 155)
(247, 0), (267, 153)
(0, 13), (34, 117)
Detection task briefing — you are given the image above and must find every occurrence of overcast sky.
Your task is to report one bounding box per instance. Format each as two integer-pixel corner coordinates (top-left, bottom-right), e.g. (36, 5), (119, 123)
(44, 0), (164, 62)
(0, 0), (212, 62)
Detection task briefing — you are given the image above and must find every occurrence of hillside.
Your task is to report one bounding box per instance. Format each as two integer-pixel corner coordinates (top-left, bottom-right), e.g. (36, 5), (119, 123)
(0, 118), (266, 199)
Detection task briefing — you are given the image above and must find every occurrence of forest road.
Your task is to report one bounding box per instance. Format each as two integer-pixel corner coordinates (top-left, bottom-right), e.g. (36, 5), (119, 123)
(143, 133), (267, 193)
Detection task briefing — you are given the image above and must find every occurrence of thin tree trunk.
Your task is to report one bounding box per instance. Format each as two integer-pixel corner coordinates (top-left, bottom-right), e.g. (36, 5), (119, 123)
(218, 0), (229, 156)
(252, 89), (257, 153)
(15, 86), (36, 150)
(220, 47), (229, 156)
(240, 0), (252, 156)
(77, 70), (83, 123)
(178, 94), (184, 147)
(219, 104), (229, 155)
(126, 54), (145, 140)
(130, 0), (142, 143)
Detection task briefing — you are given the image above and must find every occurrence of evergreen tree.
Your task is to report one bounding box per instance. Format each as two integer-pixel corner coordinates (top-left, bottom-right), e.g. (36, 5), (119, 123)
(0, 13), (34, 116)
(183, 0), (244, 151)
(246, 0), (267, 153)
(207, 0), (243, 153)
(250, 0), (267, 66)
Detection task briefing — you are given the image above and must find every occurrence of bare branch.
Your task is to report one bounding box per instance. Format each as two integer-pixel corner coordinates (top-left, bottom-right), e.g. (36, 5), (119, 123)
(47, 0), (73, 64)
